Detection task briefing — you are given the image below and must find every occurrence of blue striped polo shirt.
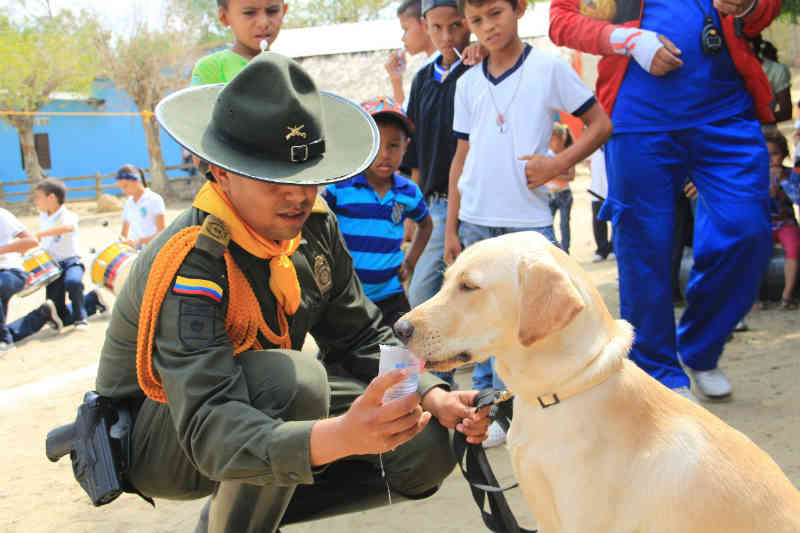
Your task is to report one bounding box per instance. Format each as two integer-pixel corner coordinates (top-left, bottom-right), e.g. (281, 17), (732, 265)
(323, 173), (429, 302)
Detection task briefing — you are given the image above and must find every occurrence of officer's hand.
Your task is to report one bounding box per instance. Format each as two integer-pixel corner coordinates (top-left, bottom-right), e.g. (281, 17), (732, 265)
(714, 0), (754, 16)
(650, 35), (683, 76)
(443, 230), (462, 266)
(519, 154), (561, 189)
(341, 370), (431, 455)
(423, 388), (491, 444)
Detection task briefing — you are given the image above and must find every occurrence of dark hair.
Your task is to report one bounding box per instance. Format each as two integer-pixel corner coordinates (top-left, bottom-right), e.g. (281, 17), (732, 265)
(398, 0), (422, 18)
(217, 0), (227, 8)
(116, 163), (148, 188)
(760, 40), (779, 63)
(374, 115), (410, 139)
(765, 130), (789, 159)
(34, 178), (67, 205)
(457, 0), (517, 14)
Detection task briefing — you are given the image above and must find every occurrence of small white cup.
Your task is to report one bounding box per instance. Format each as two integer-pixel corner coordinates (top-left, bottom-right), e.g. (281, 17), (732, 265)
(378, 345), (422, 403)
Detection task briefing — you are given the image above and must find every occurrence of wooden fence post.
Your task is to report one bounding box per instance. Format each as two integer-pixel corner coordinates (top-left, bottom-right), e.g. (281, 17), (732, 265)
(95, 172), (102, 200)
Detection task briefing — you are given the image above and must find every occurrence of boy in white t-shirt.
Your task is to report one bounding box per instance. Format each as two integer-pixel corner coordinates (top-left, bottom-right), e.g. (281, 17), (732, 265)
(0, 208), (38, 351)
(116, 164), (166, 249)
(445, 0), (612, 447)
(9, 180), (94, 342)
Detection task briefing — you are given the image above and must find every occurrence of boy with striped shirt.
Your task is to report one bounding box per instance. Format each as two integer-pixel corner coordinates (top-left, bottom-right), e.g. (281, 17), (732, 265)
(323, 97), (433, 328)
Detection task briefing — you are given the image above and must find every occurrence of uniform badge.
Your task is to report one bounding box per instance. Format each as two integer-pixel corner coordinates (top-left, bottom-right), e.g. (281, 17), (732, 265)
(179, 300), (216, 350)
(286, 124), (307, 141)
(313, 255), (332, 294)
(196, 216), (230, 257)
(391, 202), (404, 225)
(173, 276), (224, 303)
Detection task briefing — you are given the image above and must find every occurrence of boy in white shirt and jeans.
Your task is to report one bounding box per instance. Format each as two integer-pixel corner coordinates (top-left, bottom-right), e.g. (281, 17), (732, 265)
(0, 208), (38, 351)
(445, 0), (612, 446)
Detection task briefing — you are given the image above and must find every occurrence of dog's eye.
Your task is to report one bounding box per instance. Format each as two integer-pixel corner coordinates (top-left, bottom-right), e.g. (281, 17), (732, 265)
(460, 281), (478, 292)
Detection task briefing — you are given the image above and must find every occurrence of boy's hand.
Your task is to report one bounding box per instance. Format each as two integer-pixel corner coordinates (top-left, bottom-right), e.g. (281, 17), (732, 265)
(398, 259), (413, 282)
(650, 35), (683, 76)
(683, 181), (698, 201)
(385, 50), (406, 81)
(340, 370), (431, 455)
(461, 42), (487, 66)
(444, 230), (462, 266)
(520, 154), (562, 189)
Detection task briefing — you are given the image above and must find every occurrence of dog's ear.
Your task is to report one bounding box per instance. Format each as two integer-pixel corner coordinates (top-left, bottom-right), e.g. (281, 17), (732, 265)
(517, 254), (585, 346)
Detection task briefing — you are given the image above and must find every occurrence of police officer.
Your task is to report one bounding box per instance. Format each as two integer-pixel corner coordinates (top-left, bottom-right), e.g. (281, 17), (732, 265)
(95, 53), (490, 532)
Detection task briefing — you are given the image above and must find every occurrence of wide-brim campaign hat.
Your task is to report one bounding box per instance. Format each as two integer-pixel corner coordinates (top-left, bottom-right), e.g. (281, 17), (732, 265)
(156, 52), (378, 185)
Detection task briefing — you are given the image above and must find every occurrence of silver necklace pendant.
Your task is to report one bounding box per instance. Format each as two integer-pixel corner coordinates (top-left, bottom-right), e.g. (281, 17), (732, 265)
(496, 113), (507, 133)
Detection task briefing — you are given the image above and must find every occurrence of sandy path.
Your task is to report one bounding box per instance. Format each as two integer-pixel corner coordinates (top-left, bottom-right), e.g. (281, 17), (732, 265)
(1, 172), (798, 532)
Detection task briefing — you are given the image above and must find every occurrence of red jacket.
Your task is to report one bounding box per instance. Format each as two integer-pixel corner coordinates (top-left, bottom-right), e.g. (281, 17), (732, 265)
(549, 0), (782, 123)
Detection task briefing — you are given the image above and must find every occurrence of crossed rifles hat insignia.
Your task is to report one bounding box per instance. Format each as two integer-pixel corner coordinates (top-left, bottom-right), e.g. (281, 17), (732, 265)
(286, 125), (307, 141)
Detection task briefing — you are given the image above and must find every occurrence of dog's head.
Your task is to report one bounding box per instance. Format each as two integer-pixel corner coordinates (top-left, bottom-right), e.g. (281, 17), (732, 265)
(395, 232), (589, 375)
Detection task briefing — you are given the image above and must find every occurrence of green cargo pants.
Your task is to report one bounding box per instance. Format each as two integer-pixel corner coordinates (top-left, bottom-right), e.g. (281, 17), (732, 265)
(128, 349), (456, 532)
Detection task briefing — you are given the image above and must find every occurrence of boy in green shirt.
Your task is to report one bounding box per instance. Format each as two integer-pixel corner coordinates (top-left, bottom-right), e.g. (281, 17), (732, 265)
(191, 0), (288, 85)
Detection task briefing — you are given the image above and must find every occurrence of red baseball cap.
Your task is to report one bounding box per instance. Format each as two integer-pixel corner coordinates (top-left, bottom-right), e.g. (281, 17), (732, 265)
(361, 96), (414, 137)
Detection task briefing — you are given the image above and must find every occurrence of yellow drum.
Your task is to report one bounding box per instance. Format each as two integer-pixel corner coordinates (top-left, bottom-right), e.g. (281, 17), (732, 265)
(19, 248), (62, 297)
(91, 241), (138, 296)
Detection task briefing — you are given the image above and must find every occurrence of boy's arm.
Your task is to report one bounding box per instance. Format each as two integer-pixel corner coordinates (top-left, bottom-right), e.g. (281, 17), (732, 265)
(400, 214), (433, 281)
(521, 102), (612, 190)
(35, 224), (75, 239)
(444, 139), (469, 266)
(0, 230), (38, 255)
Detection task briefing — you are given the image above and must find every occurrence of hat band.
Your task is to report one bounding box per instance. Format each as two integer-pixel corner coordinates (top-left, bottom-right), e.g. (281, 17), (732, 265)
(213, 125), (326, 165)
(116, 173), (140, 181)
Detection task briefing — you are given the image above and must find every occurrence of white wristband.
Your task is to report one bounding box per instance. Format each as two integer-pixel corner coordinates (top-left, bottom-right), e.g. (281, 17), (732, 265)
(610, 27), (664, 74)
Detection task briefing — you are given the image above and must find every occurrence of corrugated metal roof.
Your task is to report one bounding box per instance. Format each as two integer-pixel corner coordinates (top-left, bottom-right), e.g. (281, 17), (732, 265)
(271, 1), (550, 58)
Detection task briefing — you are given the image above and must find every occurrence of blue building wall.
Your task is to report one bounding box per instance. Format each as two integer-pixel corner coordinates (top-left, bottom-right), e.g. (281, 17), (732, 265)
(0, 78), (186, 202)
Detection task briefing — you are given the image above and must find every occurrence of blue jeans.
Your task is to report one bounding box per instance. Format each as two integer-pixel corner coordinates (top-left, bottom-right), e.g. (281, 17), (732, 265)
(47, 257), (87, 326)
(458, 221), (557, 390)
(0, 269), (26, 343)
(407, 198), (454, 386)
(10, 289), (103, 342)
(548, 189), (573, 253)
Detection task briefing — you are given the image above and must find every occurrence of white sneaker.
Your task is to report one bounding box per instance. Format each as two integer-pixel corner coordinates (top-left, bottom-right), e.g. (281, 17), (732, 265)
(733, 319), (748, 332)
(607, 252), (616, 260)
(74, 319), (90, 331)
(0, 341), (15, 354)
(688, 367), (732, 399)
(592, 253), (604, 263)
(672, 386), (700, 404)
(482, 421), (507, 449)
(42, 300), (63, 332)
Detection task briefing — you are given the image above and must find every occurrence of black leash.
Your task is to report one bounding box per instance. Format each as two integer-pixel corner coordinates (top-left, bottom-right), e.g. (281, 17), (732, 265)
(452, 388), (537, 533)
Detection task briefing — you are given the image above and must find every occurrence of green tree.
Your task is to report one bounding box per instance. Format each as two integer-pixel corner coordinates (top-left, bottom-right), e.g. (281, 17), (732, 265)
(95, 22), (199, 196)
(0, 9), (99, 182)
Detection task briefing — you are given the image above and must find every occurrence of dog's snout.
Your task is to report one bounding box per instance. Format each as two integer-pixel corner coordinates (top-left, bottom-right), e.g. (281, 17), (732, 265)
(393, 319), (415, 344)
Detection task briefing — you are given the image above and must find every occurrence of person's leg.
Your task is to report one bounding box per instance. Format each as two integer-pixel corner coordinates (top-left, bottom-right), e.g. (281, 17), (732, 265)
(559, 190), (573, 253)
(775, 225), (800, 303)
(0, 269), (26, 344)
(677, 115), (771, 373)
(408, 199), (447, 307)
(375, 292), (411, 330)
(45, 273), (70, 325)
(61, 259), (87, 324)
(602, 131), (690, 389)
(129, 349), (329, 533)
(8, 304), (52, 342)
(592, 199), (612, 258)
(407, 200), (454, 384)
(672, 193), (691, 303)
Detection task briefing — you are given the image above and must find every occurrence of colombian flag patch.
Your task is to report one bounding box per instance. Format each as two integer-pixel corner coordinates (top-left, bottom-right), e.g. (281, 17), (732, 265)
(173, 276), (223, 303)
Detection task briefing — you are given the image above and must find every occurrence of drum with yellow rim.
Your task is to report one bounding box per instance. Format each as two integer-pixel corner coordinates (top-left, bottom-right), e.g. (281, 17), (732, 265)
(91, 241), (138, 296)
(19, 248), (62, 297)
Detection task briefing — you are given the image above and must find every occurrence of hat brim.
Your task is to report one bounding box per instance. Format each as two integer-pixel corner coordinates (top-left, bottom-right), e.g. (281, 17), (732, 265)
(156, 84), (379, 185)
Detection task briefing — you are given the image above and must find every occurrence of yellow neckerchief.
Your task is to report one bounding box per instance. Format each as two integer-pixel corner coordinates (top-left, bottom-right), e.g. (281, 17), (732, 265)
(192, 181), (302, 315)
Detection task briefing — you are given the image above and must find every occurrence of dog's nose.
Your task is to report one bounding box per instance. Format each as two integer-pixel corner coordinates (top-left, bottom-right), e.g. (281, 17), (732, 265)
(393, 320), (415, 344)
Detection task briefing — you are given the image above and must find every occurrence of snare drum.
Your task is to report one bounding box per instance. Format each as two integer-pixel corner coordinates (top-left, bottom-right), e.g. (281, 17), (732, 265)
(19, 248), (62, 298)
(91, 241), (138, 296)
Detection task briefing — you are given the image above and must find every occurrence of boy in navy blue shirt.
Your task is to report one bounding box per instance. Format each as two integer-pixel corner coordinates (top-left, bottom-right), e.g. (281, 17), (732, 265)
(323, 97), (433, 328)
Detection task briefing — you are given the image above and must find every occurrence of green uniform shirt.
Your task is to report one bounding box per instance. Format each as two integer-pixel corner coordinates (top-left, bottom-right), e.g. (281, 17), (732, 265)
(96, 206), (445, 487)
(190, 49), (249, 86)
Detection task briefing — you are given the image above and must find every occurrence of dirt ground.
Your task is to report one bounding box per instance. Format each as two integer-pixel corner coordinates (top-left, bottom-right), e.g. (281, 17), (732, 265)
(1, 170), (798, 532)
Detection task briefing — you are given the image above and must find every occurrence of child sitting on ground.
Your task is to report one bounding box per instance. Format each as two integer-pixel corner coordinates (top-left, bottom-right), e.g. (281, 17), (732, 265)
(764, 131), (800, 309)
(323, 97), (433, 328)
(0, 208), (37, 352)
(546, 123), (576, 253)
(191, 0), (289, 86)
(116, 165), (166, 249)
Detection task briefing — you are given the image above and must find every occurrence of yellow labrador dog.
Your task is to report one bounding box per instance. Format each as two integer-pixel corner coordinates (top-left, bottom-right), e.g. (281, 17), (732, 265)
(394, 232), (800, 532)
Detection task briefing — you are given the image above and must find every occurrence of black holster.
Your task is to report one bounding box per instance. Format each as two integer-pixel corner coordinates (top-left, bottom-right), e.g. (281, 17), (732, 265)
(45, 391), (152, 507)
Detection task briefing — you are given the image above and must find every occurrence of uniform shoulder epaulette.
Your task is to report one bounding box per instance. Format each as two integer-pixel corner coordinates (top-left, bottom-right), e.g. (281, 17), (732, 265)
(195, 215), (230, 258)
(311, 195), (330, 215)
